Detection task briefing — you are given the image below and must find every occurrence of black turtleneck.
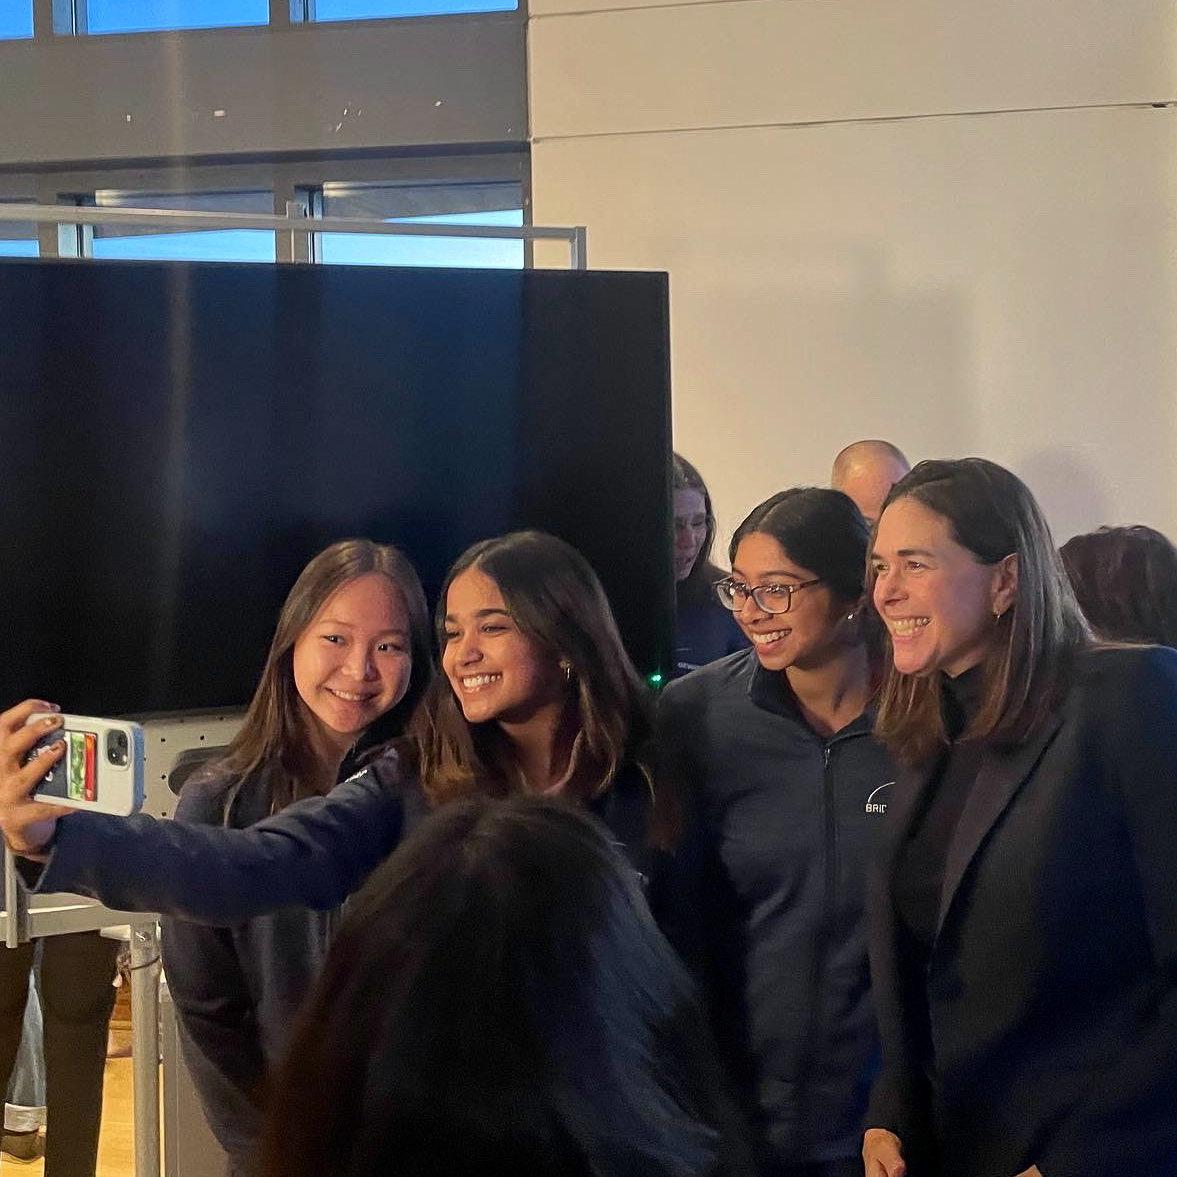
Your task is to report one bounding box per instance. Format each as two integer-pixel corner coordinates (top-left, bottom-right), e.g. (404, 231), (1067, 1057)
(893, 663), (987, 979)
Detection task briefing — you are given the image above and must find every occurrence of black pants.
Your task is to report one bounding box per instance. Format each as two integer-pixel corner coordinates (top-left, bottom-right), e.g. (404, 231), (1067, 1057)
(0, 933), (119, 1177)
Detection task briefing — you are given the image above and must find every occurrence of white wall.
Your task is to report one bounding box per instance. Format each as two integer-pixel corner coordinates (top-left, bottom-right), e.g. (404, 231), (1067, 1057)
(528, 0), (1177, 550)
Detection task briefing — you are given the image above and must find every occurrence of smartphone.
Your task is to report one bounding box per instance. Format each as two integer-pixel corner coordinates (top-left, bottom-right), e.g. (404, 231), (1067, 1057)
(25, 715), (145, 816)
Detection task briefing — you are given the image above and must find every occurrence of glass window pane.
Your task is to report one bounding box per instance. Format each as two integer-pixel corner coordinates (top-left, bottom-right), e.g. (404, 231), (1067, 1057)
(320, 209), (524, 269)
(307, 0), (516, 21)
(82, 0), (269, 34)
(91, 190), (275, 263)
(319, 183), (524, 268)
(0, 201), (39, 257)
(92, 230), (276, 263)
(0, 2), (33, 38)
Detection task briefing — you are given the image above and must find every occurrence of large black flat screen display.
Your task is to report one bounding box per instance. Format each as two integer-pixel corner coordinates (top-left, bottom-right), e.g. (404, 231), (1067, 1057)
(0, 258), (672, 715)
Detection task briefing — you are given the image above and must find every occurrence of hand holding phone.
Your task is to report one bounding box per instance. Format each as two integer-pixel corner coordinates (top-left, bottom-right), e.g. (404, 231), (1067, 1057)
(0, 701), (72, 856)
(26, 714), (144, 817)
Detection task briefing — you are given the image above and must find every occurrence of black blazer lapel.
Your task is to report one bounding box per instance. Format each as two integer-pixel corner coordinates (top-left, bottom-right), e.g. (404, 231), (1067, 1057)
(879, 762), (936, 874)
(935, 713), (1064, 935)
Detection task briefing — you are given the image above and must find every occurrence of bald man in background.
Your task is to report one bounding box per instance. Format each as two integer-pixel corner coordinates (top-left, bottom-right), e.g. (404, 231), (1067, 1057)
(830, 440), (911, 526)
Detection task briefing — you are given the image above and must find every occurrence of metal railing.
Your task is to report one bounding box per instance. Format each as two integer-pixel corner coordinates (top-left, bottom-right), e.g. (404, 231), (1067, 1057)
(0, 202), (589, 269)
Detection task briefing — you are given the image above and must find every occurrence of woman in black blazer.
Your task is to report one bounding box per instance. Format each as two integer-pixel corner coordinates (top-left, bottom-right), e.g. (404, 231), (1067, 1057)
(862, 458), (1177, 1177)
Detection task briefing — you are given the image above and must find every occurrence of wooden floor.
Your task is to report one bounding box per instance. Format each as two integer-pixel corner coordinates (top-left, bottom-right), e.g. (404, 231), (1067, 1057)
(6, 1057), (140, 1177)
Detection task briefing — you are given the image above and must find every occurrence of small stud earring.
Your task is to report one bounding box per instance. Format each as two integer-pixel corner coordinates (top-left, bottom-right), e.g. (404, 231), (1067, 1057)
(846, 612), (856, 622)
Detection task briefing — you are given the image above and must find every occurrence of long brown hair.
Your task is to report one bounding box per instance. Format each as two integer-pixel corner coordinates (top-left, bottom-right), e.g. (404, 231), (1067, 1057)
(872, 459), (1089, 768)
(411, 531), (652, 807)
(216, 539), (432, 811)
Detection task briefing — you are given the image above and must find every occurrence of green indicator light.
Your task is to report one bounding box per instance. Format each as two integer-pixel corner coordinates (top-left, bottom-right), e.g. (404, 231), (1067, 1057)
(648, 673), (664, 687)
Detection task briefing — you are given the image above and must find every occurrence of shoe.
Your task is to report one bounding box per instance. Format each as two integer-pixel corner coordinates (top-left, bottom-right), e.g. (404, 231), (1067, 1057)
(1, 1129), (44, 1164)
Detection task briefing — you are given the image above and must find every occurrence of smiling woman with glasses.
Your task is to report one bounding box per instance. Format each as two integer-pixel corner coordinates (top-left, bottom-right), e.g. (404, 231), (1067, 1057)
(654, 487), (894, 1177)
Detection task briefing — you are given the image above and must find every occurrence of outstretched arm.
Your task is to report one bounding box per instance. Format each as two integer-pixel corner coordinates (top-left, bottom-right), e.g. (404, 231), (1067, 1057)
(32, 764), (412, 922)
(0, 700), (413, 923)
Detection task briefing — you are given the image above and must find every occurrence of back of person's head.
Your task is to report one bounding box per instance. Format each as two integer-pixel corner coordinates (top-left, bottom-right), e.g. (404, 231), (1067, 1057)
(1060, 525), (1177, 648)
(729, 486), (870, 609)
(413, 530), (651, 805)
(221, 538), (432, 806)
(830, 439), (911, 525)
(262, 796), (728, 1177)
(873, 458), (1089, 765)
(671, 453), (721, 589)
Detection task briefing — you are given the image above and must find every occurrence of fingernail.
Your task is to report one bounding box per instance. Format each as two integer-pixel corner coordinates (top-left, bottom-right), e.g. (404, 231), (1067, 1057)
(32, 702), (59, 711)
(43, 716), (61, 729)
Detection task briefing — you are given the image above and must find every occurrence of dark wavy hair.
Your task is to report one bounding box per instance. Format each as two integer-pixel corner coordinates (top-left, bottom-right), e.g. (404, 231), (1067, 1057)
(1060, 525), (1177, 648)
(411, 531), (652, 807)
(212, 539), (433, 811)
(872, 459), (1089, 767)
(261, 796), (745, 1177)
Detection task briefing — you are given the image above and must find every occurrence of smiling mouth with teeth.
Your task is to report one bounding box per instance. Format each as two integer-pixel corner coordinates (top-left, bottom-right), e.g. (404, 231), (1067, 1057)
(328, 688), (376, 703)
(751, 630), (789, 645)
(889, 618), (931, 636)
(459, 673), (503, 690)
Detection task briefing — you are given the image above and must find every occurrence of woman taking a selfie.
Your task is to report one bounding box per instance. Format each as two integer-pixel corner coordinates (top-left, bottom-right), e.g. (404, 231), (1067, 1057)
(163, 539), (432, 1174)
(863, 458), (1177, 1177)
(0, 531), (657, 916)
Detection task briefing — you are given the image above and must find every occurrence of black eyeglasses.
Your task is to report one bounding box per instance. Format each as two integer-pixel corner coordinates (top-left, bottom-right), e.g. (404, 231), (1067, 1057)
(714, 577), (824, 615)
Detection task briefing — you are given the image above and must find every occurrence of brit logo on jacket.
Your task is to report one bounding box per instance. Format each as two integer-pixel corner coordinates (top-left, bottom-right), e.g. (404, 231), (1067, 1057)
(864, 781), (894, 815)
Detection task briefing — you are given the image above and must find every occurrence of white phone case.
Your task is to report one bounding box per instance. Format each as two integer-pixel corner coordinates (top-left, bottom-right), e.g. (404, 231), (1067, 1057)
(26, 714), (146, 816)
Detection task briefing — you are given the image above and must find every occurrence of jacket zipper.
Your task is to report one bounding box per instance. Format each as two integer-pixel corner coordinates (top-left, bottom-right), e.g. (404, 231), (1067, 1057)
(797, 732), (855, 1153)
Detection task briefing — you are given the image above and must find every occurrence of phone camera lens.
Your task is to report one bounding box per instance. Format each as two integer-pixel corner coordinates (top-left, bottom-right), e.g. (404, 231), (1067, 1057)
(106, 731), (129, 767)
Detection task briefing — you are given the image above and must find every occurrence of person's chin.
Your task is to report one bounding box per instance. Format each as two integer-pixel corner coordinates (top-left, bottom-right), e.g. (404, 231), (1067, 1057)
(891, 650), (939, 678)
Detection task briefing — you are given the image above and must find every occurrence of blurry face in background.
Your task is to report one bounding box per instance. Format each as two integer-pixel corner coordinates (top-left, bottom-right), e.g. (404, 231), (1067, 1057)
(730, 532), (847, 673)
(673, 489), (709, 581)
(292, 573), (413, 755)
(442, 565), (566, 727)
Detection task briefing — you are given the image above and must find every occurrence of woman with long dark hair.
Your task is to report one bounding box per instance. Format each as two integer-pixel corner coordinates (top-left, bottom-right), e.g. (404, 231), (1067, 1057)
(863, 459), (1177, 1177)
(263, 796), (751, 1177)
(656, 487), (893, 1177)
(672, 454), (745, 675)
(412, 531), (656, 874)
(163, 539), (432, 1172)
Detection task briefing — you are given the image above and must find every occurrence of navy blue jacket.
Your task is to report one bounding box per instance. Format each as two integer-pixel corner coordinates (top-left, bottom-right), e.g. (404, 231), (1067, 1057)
(160, 762), (414, 1174)
(655, 649), (894, 1169)
(675, 587), (747, 678)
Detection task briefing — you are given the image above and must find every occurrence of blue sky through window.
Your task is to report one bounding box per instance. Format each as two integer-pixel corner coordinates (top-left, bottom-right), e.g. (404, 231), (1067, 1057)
(91, 230), (275, 263)
(0, 242), (38, 257)
(319, 209), (524, 269)
(0, 3), (33, 37)
(84, 0), (268, 33)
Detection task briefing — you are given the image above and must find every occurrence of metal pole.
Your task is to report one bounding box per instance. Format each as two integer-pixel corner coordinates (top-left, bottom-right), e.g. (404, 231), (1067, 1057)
(130, 920), (162, 1177)
(570, 226), (588, 271)
(3, 846), (28, 949)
